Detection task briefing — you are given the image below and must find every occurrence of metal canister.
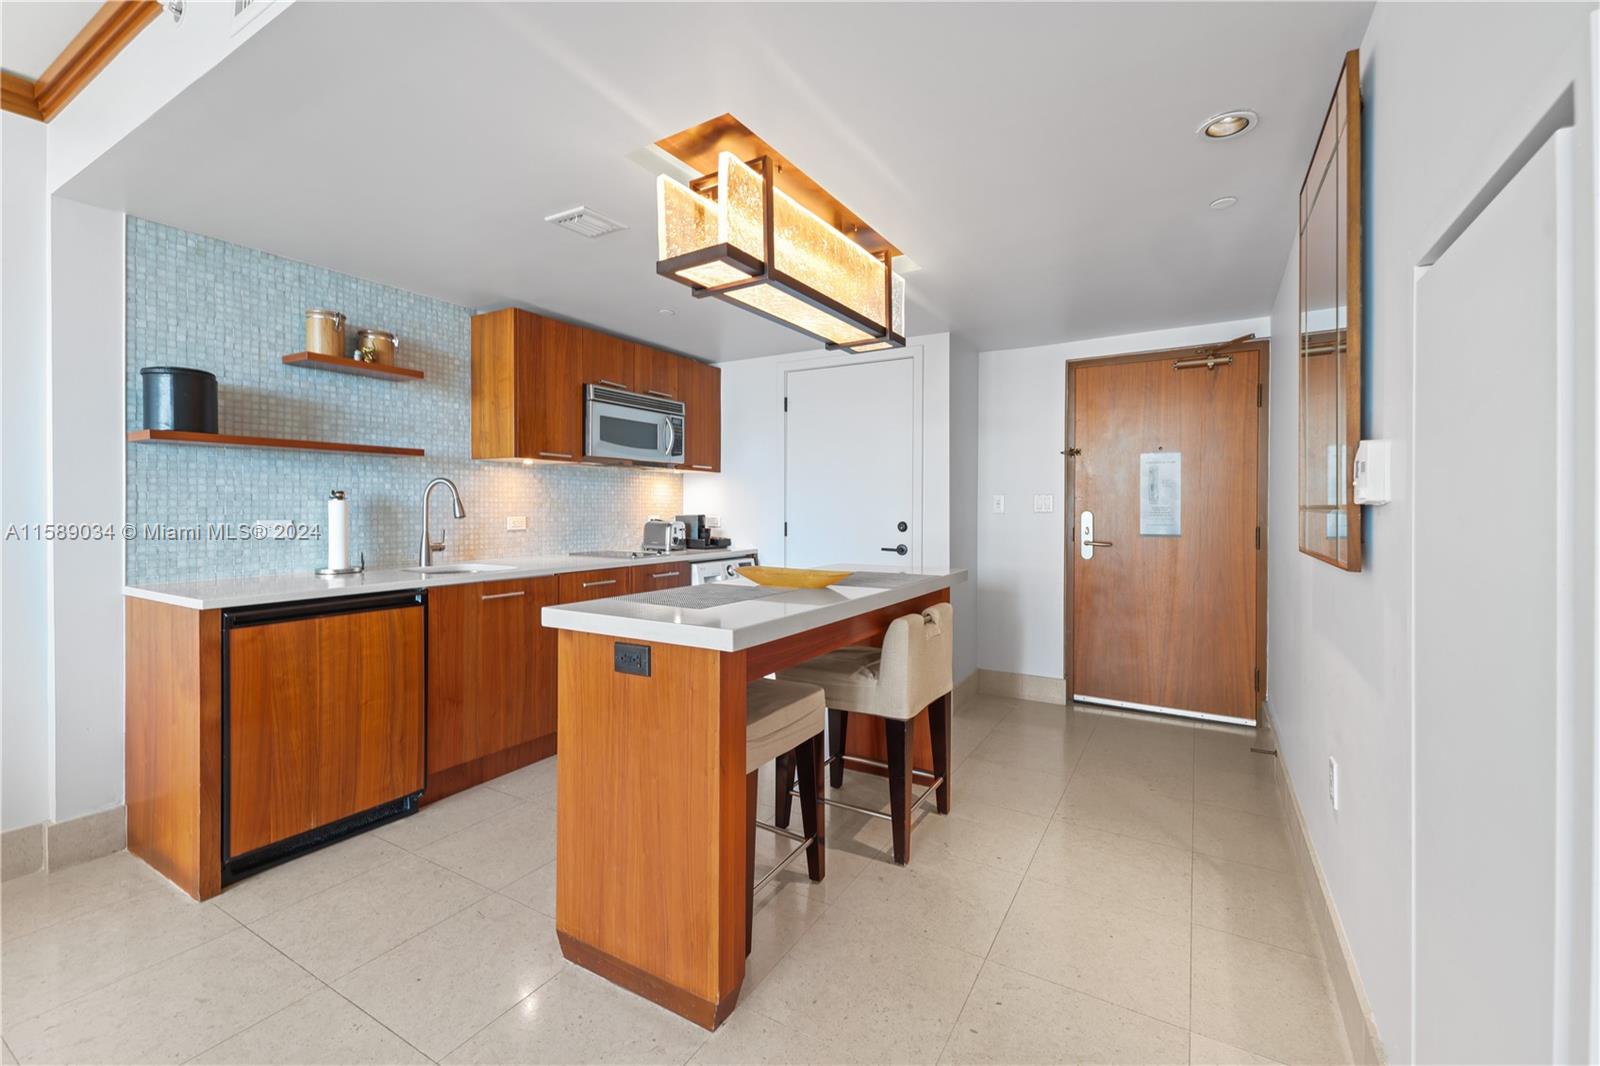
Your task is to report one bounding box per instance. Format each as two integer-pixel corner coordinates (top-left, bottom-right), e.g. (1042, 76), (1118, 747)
(305, 309), (346, 357)
(353, 328), (398, 365)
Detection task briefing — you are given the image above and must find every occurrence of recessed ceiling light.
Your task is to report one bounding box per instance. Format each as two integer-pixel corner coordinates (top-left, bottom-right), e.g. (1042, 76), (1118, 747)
(1198, 110), (1258, 140)
(658, 308), (676, 316)
(1209, 196), (1239, 210)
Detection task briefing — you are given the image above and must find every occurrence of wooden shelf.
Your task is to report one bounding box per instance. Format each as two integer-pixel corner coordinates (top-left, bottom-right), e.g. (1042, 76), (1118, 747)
(127, 429), (424, 457)
(282, 352), (424, 380)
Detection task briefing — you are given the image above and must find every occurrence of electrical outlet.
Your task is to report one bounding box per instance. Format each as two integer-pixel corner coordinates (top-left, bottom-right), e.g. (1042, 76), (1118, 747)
(1328, 756), (1340, 812)
(614, 642), (651, 677)
(706, 515), (722, 528)
(505, 515), (527, 532)
(1033, 494), (1054, 514)
(992, 495), (1005, 514)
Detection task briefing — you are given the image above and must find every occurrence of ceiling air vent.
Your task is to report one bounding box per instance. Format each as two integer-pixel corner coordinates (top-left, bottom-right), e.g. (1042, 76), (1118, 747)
(544, 207), (628, 239)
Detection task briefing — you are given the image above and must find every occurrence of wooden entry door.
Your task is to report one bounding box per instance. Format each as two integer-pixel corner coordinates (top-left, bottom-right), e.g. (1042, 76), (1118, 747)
(1068, 344), (1265, 723)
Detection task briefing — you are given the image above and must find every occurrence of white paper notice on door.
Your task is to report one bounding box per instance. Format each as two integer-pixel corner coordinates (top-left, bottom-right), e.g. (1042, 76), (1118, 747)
(1139, 452), (1181, 536)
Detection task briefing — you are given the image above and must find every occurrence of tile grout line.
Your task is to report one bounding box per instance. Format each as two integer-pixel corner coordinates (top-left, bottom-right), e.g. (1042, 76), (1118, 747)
(179, 981), (330, 1065)
(979, 955), (1195, 1038)
(1189, 723), (1198, 1052)
(928, 704), (1098, 1064)
(3, 898), (247, 1035)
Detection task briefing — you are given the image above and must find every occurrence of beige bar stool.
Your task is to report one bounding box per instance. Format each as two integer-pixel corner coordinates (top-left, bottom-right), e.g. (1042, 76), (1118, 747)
(774, 603), (954, 864)
(744, 679), (826, 954)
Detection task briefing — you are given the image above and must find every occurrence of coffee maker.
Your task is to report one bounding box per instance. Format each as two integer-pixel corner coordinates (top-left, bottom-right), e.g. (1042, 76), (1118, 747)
(676, 514), (730, 550)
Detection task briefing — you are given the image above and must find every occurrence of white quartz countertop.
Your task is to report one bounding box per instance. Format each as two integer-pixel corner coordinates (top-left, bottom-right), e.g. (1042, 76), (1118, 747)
(540, 566), (967, 652)
(122, 548), (760, 611)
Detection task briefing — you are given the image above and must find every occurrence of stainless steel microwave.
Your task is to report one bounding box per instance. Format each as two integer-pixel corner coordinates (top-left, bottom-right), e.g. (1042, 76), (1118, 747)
(584, 385), (686, 465)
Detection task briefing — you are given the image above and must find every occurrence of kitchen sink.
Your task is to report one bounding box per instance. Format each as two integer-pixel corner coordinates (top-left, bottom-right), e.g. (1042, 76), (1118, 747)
(401, 562), (514, 575)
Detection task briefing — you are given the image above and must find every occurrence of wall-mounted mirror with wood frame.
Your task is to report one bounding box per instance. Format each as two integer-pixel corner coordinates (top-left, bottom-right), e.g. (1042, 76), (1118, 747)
(1299, 48), (1363, 571)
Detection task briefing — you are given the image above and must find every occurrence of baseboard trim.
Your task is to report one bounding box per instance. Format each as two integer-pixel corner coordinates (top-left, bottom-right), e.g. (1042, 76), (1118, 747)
(1, 805), (128, 881)
(1262, 706), (1386, 1065)
(952, 672), (981, 708)
(976, 669), (1067, 704)
(1, 823), (44, 880)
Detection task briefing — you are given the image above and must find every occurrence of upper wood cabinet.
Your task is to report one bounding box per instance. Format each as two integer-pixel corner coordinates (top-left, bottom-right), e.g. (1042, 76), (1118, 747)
(581, 332), (637, 394)
(682, 358), (722, 472)
(472, 308), (583, 462)
(427, 577), (558, 782)
(633, 344), (681, 403)
(470, 308), (720, 471)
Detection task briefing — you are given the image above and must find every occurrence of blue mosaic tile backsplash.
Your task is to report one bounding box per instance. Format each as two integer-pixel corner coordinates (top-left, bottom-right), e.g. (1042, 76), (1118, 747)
(125, 218), (683, 584)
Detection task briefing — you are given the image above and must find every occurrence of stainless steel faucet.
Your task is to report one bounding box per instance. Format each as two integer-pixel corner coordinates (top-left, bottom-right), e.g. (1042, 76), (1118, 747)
(419, 477), (466, 567)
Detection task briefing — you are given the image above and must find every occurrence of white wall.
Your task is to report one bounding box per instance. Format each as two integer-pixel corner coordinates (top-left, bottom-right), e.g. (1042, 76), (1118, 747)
(974, 316), (1269, 683)
(1265, 6), (1598, 1062)
(949, 335), (979, 684)
(46, 198), (127, 824)
(1, 113), (52, 832)
(47, 0), (292, 194)
(682, 332), (978, 681)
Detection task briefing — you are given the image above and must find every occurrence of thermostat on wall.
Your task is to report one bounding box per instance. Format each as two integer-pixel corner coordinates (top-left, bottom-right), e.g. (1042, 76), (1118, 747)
(1353, 440), (1392, 505)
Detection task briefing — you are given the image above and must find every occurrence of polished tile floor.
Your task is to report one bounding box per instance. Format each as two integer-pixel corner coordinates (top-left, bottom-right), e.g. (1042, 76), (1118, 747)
(0, 695), (1351, 1065)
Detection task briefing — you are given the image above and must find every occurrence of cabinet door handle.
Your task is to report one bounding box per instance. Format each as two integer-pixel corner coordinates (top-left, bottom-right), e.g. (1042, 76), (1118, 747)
(598, 379), (627, 390)
(538, 451), (574, 459)
(649, 571), (680, 579)
(647, 389), (674, 399)
(581, 578), (618, 589)
(691, 464), (714, 471)
(481, 590), (526, 601)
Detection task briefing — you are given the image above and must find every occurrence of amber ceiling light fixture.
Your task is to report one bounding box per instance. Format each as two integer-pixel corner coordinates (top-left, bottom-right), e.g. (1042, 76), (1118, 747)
(654, 114), (906, 353)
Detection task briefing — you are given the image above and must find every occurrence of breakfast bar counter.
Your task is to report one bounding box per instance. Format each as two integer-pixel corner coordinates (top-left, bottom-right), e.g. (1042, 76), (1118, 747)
(541, 566), (966, 1028)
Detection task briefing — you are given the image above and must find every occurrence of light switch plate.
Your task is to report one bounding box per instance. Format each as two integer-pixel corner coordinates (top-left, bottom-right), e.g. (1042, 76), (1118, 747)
(506, 515), (527, 531)
(992, 495), (1005, 514)
(1033, 494), (1054, 514)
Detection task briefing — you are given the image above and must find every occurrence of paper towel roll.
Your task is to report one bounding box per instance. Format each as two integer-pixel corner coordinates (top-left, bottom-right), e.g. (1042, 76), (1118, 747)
(327, 490), (349, 571)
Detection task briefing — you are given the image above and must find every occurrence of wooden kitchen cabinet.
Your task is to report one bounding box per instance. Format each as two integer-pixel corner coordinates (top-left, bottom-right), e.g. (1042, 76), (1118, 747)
(427, 577), (558, 788)
(557, 567), (630, 602)
(682, 357), (722, 472)
(629, 561), (690, 592)
(582, 332), (637, 393)
(227, 602), (425, 858)
(470, 308), (721, 469)
(633, 344), (682, 402)
(472, 308), (585, 462)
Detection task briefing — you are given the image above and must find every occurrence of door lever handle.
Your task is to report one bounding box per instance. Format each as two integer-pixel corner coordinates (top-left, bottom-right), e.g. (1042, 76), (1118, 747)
(881, 544), (909, 556)
(1086, 540), (1114, 548)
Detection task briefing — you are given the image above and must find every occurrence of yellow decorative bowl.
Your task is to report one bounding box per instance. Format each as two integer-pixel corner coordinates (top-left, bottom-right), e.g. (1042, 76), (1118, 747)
(741, 566), (852, 589)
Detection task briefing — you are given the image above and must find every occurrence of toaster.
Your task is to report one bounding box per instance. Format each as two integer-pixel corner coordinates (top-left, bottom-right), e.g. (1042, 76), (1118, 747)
(642, 518), (681, 552)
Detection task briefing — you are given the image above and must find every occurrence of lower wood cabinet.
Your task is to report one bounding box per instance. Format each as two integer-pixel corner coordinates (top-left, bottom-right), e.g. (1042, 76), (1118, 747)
(629, 561), (690, 592)
(557, 567), (630, 602)
(226, 597), (425, 860)
(427, 577), (558, 787)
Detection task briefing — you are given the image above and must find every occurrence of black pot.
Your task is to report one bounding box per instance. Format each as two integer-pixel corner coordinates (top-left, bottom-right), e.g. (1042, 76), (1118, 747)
(140, 367), (218, 433)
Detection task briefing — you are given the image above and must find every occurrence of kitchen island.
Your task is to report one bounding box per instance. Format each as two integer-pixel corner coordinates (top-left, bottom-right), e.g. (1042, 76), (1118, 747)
(541, 566), (966, 1029)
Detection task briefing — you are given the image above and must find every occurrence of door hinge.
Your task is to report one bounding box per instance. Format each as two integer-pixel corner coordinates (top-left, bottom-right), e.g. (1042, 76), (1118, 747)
(1255, 526), (1261, 549)
(783, 397), (788, 412)
(1254, 668), (1261, 692)
(1257, 384), (1263, 407)
(1067, 447), (1082, 457)
(783, 521), (788, 536)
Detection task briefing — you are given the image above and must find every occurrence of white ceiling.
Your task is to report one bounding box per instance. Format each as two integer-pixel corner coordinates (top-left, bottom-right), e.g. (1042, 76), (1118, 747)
(57, 1), (1371, 360)
(0, 1), (100, 79)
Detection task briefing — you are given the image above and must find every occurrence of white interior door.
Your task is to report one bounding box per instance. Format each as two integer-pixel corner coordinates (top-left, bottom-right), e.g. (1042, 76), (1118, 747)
(1414, 129), (1574, 1064)
(784, 357), (917, 568)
